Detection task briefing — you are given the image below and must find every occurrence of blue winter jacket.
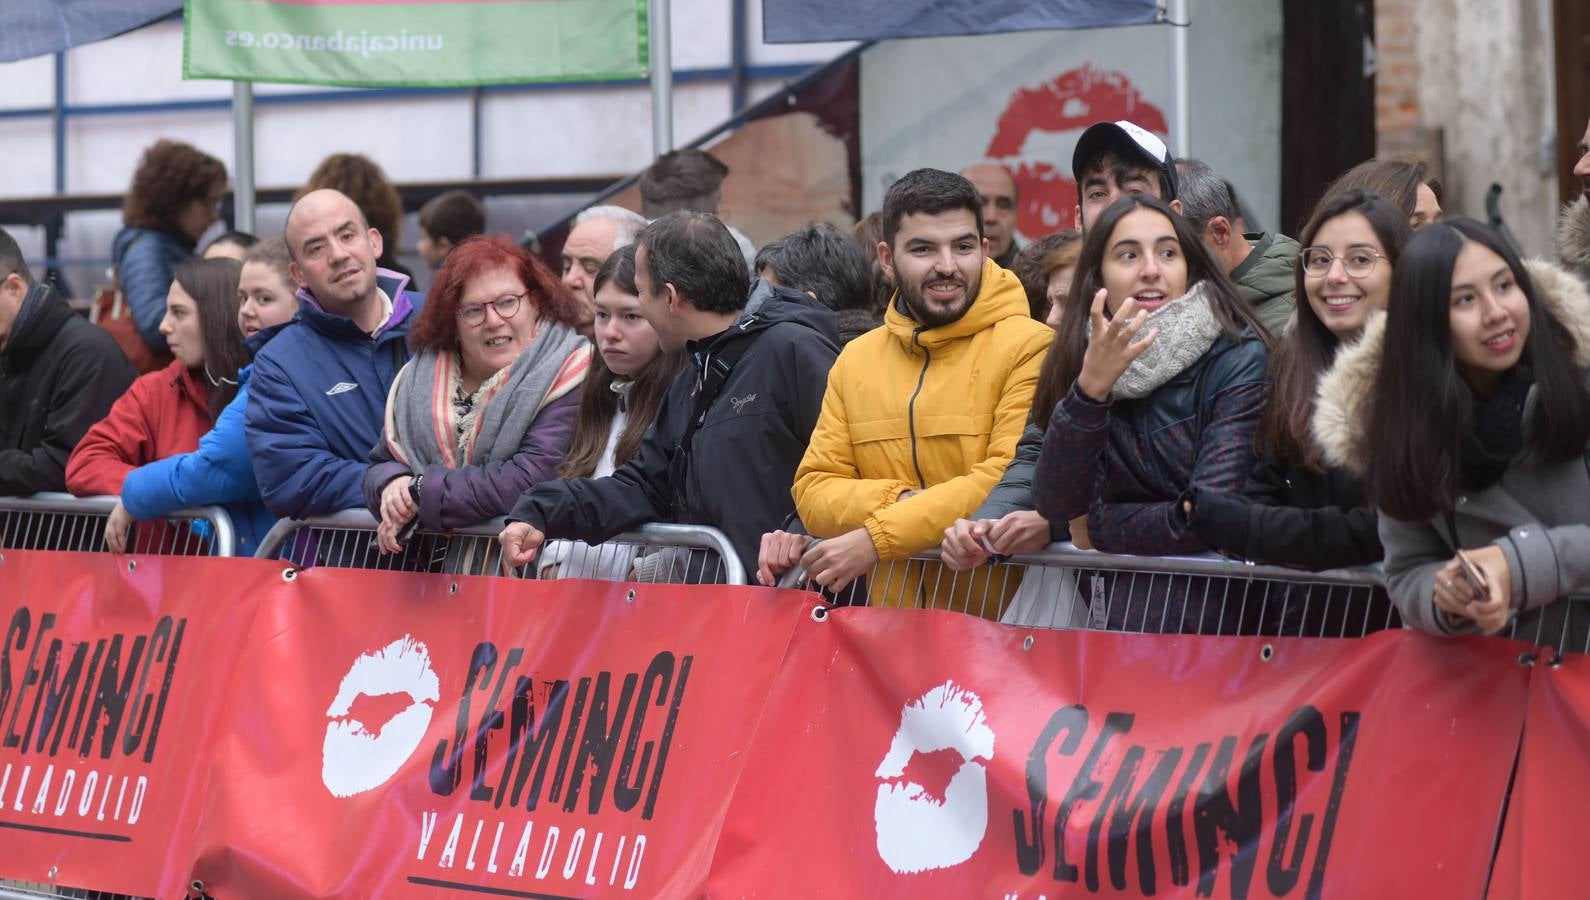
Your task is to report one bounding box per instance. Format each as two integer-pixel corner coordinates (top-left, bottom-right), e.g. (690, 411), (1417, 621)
(119, 364), (278, 555)
(244, 271), (421, 518)
(112, 227), (194, 354)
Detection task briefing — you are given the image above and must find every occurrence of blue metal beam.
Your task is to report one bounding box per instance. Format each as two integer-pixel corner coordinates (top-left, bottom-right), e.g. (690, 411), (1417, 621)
(0, 62), (816, 122)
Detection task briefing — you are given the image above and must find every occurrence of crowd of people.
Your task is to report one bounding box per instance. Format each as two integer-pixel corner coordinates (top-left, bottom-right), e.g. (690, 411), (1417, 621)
(2, 113), (1590, 646)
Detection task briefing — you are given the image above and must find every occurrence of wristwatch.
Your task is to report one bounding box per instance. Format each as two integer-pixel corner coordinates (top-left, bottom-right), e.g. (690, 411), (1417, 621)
(408, 473), (424, 505)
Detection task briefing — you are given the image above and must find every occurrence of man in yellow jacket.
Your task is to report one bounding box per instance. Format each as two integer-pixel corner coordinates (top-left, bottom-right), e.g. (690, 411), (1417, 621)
(757, 168), (1051, 616)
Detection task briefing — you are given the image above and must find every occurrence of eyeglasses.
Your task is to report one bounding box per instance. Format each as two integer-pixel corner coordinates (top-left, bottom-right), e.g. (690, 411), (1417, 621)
(456, 292), (526, 326)
(1301, 247), (1387, 278)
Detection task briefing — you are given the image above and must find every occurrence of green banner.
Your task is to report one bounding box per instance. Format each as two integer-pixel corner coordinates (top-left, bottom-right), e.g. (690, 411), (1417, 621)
(183, 0), (648, 88)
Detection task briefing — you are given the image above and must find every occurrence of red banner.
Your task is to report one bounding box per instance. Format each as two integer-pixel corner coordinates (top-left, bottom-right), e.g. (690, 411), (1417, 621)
(2, 553), (1574, 897)
(706, 608), (1531, 899)
(1487, 651), (1590, 899)
(185, 565), (810, 899)
(0, 550), (264, 896)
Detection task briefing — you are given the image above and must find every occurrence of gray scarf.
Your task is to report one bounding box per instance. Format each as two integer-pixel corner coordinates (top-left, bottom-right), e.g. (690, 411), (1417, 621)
(1087, 280), (1222, 400)
(381, 320), (590, 470)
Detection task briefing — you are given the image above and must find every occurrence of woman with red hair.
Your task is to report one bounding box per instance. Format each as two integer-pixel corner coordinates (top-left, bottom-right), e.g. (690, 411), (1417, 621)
(363, 235), (590, 553)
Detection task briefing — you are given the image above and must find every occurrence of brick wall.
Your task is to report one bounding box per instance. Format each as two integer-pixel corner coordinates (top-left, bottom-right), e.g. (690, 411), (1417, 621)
(1371, 0), (1558, 255)
(1373, 0), (1444, 177)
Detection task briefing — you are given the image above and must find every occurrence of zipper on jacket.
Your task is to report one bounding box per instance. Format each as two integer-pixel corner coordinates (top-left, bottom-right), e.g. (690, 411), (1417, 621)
(906, 330), (930, 489)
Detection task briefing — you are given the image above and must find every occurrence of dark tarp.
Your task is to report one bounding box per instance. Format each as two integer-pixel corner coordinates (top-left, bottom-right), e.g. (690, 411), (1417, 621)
(0, 1), (181, 62)
(762, 0), (1160, 43)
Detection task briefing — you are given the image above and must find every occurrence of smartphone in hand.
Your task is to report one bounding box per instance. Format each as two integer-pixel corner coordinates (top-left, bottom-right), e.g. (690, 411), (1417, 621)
(1454, 549), (1489, 601)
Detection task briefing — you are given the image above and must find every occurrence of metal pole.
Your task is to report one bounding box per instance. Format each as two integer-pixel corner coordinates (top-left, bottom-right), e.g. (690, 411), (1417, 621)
(648, 0), (673, 156)
(232, 81), (256, 233)
(729, 0), (748, 114)
(49, 52), (66, 290)
(1169, 0), (1190, 158)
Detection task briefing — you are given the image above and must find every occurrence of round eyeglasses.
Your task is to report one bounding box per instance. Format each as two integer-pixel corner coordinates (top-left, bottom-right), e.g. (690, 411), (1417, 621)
(456, 292), (526, 326)
(1301, 247), (1387, 279)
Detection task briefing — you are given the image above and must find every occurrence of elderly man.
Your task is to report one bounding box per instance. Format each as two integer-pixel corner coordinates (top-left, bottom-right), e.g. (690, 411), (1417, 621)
(560, 204), (647, 337)
(961, 162), (1020, 268)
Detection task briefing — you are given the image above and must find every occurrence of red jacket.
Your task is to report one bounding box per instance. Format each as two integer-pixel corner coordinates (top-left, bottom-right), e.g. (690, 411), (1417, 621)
(66, 360), (212, 497)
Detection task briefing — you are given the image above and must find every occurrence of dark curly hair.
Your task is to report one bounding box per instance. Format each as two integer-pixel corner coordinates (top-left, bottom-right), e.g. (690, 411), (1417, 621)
(120, 140), (228, 234)
(301, 153), (404, 246)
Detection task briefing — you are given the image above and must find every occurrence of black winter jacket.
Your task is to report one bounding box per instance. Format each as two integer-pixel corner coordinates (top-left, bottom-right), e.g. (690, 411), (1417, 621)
(1186, 454), (1382, 571)
(1033, 332), (1271, 555)
(508, 284), (840, 578)
(0, 284), (136, 495)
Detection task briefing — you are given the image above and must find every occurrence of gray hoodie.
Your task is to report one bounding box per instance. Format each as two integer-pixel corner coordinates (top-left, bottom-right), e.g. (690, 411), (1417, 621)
(1311, 259), (1590, 652)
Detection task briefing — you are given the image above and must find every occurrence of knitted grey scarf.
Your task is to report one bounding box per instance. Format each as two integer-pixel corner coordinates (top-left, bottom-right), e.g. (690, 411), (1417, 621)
(1086, 280), (1221, 400)
(381, 320), (589, 470)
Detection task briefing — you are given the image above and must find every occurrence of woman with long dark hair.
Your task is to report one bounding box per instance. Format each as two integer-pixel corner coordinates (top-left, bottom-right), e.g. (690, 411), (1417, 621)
(109, 239), (301, 555)
(364, 235), (589, 554)
(1314, 218), (1590, 650)
(1029, 194), (1274, 632)
(539, 245), (686, 579)
(1185, 190), (1410, 573)
(66, 258), (251, 550)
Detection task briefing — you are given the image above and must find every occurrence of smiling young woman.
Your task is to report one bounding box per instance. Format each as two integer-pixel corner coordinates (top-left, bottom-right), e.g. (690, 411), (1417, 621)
(1313, 218), (1590, 650)
(363, 235), (591, 558)
(1186, 190), (1410, 573)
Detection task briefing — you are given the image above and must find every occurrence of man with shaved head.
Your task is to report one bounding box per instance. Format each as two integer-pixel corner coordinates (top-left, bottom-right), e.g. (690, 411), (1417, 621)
(961, 162), (1020, 268)
(245, 188), (423, 518)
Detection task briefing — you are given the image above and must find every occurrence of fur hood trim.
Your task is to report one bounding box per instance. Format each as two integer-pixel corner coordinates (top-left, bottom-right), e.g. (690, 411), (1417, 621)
(1558, 196), (1590, 274)
(1311, 258), (1590, 476)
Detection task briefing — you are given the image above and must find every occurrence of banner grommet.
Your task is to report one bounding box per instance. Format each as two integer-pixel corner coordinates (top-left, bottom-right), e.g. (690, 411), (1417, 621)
(1259, 643), (1275, 663)
(281, 567), (298, 583)
(1022, 635), (1034, 651)
(811, 605), (829, 622)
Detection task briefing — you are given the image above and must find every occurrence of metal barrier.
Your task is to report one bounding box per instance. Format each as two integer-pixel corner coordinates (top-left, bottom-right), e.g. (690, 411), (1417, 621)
(781, 543), (1399, 638)
(0, 493), (236, 557)
(0, 883), (157, 900)
(254, 510), (748, 585)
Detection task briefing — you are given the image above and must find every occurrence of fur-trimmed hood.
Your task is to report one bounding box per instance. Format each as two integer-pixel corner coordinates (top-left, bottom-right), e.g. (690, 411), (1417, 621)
(1558, 196), (1590, 281)
(1311, 258), (1590, 476)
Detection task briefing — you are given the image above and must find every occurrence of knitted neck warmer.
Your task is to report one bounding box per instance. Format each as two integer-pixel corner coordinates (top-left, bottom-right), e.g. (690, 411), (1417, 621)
(1087, 280), (1222, 400)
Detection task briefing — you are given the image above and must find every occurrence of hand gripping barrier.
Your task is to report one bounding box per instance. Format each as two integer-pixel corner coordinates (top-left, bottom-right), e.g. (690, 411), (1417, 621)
(780, 542), (1398, 638)
(253, 510), (748, 585)
(0, 493), (236, 557)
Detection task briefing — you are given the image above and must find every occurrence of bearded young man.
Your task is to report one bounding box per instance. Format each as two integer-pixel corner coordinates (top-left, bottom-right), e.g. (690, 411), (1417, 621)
(756, 168), (1052, 612)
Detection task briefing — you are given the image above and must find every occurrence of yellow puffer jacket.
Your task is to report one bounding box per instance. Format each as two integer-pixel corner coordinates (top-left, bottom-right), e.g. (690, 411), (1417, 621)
(793, 259), (1052, 616)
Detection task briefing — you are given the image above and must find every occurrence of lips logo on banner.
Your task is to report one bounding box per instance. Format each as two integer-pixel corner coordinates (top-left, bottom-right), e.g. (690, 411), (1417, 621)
(984, 64), (1169, 234)
(873, 680), (995, 874)
(322, 636), (440, 798)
